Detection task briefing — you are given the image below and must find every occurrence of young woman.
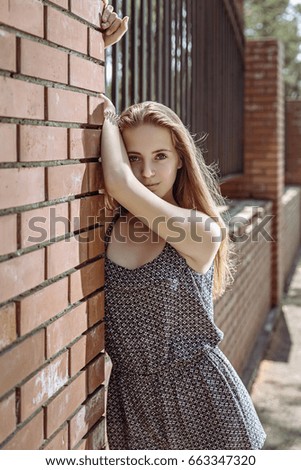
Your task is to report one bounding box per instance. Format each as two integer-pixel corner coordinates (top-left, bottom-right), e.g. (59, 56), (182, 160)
(100, 4), (266, 451)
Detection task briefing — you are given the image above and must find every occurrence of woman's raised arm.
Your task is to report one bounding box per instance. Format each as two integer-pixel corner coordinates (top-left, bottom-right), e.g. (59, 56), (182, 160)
(100, 95), (222, 275)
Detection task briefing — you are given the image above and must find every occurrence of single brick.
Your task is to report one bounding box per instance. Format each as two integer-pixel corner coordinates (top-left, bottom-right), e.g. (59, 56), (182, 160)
(0, 213), (17, 256)
(69, 386), (105, 448)
(46, 302), (88, 359)
(0, 76), (44, 119)
(0, 249), (45, 304)
(43, 424), (68, 450)
(20, 351), (68, 421)
(70, 0), (104, 27)
(20, 203), (69, 249)
(69, 336), (86, 376)
(0, 303), (17, 352)
(46, 7), (87, 54)
(0, 392), (16, 443)
(69, 259), (104, 304)
(88, 162), (103, 192)
(88, 291), (104, 328)
(87, 354), (105, 394)
(0, 0), (44, 37)
(47, 88), (87, 123)
(3, 410), (44, 450)
(70, 128), (101, 159)
(0, 167), (45, 210)
(70, 195), (103, 232)
(88, 226), (105, 259)
(45, 372), (86, 438)
(19, 277), (68, 335)
(0, 30), (16, 71)
(0, 123), (17, 162)
(47, 163), (89, 200)
(20, 38), (68, 84)
(69, 322), (104, 376)
(20, 125), (67, 162)
(0, 330), (45, 397)
(88, 95), (104, 125)
(89, 28), (105, 61)
(81, 417), (105, 450)
(70, 55), (103, 92)
(46, 235), (89, 279)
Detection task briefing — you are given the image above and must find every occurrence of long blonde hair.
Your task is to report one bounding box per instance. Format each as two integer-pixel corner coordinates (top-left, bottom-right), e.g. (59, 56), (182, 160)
(104, 101), (236, 300)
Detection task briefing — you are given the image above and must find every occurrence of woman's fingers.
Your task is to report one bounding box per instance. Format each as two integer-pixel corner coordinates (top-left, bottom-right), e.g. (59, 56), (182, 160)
(101, 4), (114, 23)
(101, 9), (117, 30)
(100, 93), (116, 112)
(102, 11), (121, 35)
(103, 16), (129, 48)
(100, 3), (129, 48)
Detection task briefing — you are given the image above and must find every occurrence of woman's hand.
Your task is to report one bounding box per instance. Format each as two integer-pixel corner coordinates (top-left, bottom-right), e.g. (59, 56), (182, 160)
(100, 93), (120, 128)
(100, 93), (116, 113)
(101, 2), (129, 49)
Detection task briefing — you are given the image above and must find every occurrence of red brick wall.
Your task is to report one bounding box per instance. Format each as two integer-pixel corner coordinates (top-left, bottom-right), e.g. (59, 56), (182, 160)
(220, 39), (285, 307)
(0, 0), (106, 450)
(215, 201), (272, 376)
(285, 100), (301, 185)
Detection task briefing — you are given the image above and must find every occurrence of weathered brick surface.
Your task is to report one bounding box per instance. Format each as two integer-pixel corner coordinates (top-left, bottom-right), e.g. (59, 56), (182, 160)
(43, 425), (68, 450)
(45, 372), (86, 438)
(0, 76), (44, 120)
(0, 330), (45, 397)
(0, 0), (105, 450)
(0, 167), (45, 210)
(3, 410), (44, 450)
(220, 39), (285, 306)
(46, 7), (87, 54)
(0, 303), (17, 352)
(0, 249), (45, 304)
(20, 202), (69, 248)
(0, 0), (44, 37)
(70, 0), (105, 27)
(46, 303), (88, 359)
(20, 351), (69, 420)
(20, 125), (68, 162)
(0, 31), (16, 72)
(47, 88), (88, 123)
(19, 277), (68, 335)
(0, 123), (17, 162)
(0, 214), (17, 255)
(285, 101), (301, 185)
(20, 39), (68, 84)
(0, 393), (16, 443)
(69, 386), (105, 449)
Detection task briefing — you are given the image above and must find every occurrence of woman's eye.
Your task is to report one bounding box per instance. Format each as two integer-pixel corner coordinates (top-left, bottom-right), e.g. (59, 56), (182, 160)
(156, 153), (167, 160)
(128, 156), (139, 162)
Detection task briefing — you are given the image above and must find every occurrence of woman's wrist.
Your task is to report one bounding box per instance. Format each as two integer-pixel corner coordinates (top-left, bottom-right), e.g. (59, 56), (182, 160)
(103, 109), (120, 127)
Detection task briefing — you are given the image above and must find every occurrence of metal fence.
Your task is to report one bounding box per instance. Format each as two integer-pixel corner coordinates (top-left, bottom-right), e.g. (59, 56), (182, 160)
(105, 0), (245, 179)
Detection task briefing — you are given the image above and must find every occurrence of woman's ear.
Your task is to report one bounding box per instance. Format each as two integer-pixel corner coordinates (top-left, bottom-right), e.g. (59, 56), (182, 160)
(177, 157), (183, 169)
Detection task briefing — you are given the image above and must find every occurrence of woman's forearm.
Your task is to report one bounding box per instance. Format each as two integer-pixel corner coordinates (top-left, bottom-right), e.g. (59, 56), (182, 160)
(100, 117), (133, 193)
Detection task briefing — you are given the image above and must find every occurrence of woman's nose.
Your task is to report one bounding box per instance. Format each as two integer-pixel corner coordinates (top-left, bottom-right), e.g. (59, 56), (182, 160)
(141, 163), (155, 178)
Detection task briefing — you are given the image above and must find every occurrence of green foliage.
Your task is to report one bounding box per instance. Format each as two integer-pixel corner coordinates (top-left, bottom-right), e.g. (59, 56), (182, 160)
(244, 0), (301, 98)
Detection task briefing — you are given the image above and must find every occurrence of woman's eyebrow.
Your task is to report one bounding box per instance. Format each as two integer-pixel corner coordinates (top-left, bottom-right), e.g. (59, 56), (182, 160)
(128, 149), (172, 155)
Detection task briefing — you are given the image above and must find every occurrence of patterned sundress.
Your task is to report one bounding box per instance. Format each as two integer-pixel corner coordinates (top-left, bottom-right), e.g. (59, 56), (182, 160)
(104, 212), (266, 450)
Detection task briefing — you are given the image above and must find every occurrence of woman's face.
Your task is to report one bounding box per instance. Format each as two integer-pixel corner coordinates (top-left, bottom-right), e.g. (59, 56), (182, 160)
(122, 124), (182, 204)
